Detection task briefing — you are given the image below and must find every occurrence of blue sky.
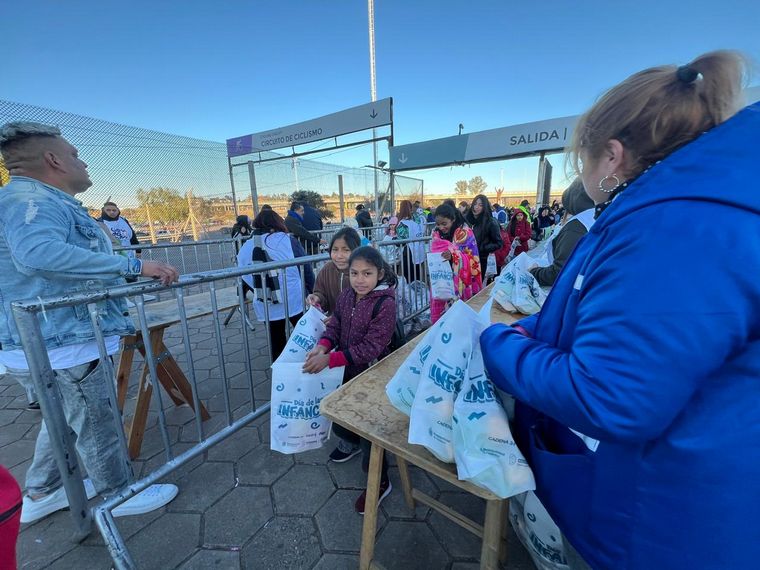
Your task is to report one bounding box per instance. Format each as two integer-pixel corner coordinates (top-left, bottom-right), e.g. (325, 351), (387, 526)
(3, 0), (760, 197)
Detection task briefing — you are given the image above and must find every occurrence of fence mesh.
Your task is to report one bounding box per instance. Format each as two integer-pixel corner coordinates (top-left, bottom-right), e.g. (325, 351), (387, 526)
(0, 99), (423, 242)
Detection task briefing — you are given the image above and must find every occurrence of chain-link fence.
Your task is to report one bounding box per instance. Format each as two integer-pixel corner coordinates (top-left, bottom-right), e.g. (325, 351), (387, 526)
(0, 100), (424, 242)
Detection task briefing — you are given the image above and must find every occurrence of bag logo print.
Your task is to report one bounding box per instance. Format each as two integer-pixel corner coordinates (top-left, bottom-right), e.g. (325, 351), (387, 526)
(468, 411), (486, 421)
(276, 383), (285, 392)
(462, 378), (496, 404)
(428, 359), (464, 393)
(441, 332), (452, 344)
(425, 396), (443, 404)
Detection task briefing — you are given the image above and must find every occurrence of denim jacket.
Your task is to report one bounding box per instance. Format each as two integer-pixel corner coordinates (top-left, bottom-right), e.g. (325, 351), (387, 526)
(0, 176), (141, 350)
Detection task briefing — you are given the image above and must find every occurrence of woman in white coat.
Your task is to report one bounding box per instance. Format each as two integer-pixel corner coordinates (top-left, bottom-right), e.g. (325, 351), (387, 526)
(237, 209), (314, 361)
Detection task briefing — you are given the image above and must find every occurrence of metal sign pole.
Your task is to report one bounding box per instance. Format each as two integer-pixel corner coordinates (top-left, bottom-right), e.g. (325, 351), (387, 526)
(338, 174), (345, 223)
(536, 152), (546, 206)
(247, 160), (259, 215)
(368, 0), (379, 219)
(227, 157), (239, 217)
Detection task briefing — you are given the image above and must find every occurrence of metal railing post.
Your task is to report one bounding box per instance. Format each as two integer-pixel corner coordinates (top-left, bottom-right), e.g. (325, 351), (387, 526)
(12, 305), (93, 540)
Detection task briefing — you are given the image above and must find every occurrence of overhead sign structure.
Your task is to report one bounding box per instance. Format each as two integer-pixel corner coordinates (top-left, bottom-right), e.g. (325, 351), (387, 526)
(389, 115), (578, 171)
(227, 98), (393, 157)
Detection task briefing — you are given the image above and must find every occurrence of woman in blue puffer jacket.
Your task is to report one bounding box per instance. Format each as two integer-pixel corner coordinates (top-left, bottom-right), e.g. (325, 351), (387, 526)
(481, 50), (760, 569)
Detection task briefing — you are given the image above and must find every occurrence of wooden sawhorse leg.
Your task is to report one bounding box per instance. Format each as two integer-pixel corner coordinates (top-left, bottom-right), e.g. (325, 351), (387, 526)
(481, 498), (508, 569)
(116, 335), (138, 412)
(359, 442), (385, 570)
(125, 327), (210, 459)
(395, 457), (416, 510)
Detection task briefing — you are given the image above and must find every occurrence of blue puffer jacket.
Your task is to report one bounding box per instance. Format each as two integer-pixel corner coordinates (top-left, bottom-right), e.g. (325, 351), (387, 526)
(481, 102), (760, 569)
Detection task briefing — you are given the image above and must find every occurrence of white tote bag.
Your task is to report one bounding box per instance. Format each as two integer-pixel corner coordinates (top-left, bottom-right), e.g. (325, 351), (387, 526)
(274, 306), (327, 364)
(452, 342), (536, 498)
(427, 252), (456, 301)
(385, 316), (445, 416)
(408, 301), (480, 462)
(490, 253), (547, 315)
(485, 253), (498, 277)
(270, 362), (345, 454)
(510, 491), (570, 570)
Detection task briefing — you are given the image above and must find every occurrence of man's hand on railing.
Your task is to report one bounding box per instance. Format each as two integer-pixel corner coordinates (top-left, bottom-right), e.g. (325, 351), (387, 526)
(141, 261), (180, 286)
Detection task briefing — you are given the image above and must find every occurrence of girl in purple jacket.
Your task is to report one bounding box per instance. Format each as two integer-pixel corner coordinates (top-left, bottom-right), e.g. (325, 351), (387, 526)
(303, 246), (397, 513)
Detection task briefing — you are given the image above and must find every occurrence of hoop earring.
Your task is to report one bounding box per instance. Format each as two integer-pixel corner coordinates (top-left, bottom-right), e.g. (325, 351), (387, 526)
(598, 174), (620, 194)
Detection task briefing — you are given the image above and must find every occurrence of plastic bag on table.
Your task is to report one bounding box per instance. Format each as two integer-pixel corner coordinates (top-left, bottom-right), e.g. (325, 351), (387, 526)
(274, 306), (328, 364)
(427, 252), (456, 301)
(270, 362), (345, 454)
(385, 315), (445, 416)
(452, 342), (535, 497)
(510, 491), (569, 570)
(408, 300), (480, 462)
(490, 253), (547, 315)
(485, 253), (497, 277)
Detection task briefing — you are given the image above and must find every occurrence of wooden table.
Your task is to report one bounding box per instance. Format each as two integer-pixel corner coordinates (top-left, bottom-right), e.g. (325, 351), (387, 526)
(320, 286), (522, 569)
(117, 286), (248, 458)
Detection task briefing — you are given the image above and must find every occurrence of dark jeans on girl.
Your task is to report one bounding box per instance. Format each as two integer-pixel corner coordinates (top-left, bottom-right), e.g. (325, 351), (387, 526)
(269, 314), (302, 362)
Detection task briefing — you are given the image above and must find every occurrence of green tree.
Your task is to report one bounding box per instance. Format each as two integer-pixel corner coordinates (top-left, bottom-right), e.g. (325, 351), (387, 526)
(454, 180), (469, 196)
(290, 189), (333, 219)
(136, 187), (188, 224)
(468, 176), (488, 196)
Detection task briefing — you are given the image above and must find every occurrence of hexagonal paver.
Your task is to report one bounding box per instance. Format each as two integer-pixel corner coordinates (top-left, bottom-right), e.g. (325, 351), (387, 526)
(312, 553), (360, 569)
(381, 465), (438, 521)
(168, 461), (234, 513)
(203, 486), (273, 547)
(206, 426), (260, 462)
(272, 464), (335, 516)
(293, 442), (334, 466)
(48, 544), (113, 569)
(315, 490), (386, 552)
(129, 513), (201, 569)
(0, 409), (22, 427)
(252, 418), (271, 444)
(428, 492), (485, 558)
(374, 520), (449, 569)
(179, 548), (240, 569)
(242, 516), (321, 570)
(237, 446), (293, 485)
(16, 508), (84, 569)
(0, 422), (34, 447)
(206, 389), (252, 414)
(326, 454), (368, 489)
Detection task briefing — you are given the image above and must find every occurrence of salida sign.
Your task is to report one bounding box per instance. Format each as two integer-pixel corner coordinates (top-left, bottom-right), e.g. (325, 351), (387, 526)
(390, 115), (578, 171)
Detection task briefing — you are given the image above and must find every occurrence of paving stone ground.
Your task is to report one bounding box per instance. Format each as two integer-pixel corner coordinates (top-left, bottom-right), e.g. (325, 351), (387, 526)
(2, 310), (535, 570)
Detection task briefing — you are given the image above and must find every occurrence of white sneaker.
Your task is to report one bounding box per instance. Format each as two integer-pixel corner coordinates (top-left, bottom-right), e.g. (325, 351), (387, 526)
(112, 484), (178, 517)
(20, 479), (97, 524)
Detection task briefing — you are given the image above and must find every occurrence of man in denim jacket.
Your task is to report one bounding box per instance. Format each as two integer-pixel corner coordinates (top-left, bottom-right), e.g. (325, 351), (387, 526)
(0, 122), (180, 524)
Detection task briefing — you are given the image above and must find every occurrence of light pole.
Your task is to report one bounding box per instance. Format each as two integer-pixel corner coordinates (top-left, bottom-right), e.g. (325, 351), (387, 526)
(368, 0), (380, 217)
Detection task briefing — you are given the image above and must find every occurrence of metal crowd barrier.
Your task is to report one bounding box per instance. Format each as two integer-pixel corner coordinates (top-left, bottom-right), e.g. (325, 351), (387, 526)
(115, 237), (242, 274)
(11, 235), (433, 569)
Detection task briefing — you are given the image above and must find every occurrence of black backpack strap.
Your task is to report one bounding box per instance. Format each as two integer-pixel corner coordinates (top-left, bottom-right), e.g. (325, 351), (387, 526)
(371, 296), (394, 319)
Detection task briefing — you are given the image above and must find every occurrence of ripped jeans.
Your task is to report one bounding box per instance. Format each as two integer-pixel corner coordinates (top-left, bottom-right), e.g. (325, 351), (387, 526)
(25, 359), (131, 497)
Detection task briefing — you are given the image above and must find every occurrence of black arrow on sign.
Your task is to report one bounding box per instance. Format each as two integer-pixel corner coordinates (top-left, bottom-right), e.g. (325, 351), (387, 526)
(370, 109), (378, 119)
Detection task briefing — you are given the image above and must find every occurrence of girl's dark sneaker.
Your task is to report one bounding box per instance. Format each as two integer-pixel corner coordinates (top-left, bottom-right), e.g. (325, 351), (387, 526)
(329, 440), (361, 463)
(355, 479), (392, 514)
